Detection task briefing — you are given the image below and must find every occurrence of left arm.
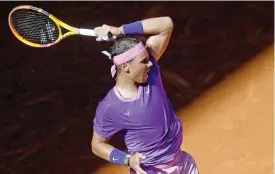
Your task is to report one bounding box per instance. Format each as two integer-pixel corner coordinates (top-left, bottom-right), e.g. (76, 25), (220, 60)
(95, 17), (174, 61)
(137, 17), (174, 61)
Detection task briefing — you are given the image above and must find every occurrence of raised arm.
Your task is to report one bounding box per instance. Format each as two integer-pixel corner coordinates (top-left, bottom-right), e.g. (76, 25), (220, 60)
(95, 16), (174, 61)
(131, 17), (173, 60)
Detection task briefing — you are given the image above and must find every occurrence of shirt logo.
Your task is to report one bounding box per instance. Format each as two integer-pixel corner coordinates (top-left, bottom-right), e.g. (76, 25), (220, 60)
(124, 110), (130, 116)
(112, 157), (119, 161)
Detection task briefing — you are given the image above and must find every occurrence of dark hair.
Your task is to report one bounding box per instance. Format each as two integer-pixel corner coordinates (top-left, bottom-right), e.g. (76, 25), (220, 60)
(109, 37), (141, 59)
(109, 36), (146, 77)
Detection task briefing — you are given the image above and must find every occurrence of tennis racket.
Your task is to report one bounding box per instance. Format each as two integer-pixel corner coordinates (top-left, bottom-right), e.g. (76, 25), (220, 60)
(8, 5), (112, 48)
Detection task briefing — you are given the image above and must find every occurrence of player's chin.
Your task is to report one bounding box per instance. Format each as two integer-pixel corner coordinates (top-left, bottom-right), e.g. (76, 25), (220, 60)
(140, 74), (148, 83)
(134, 73), (148, 84)
(135, 76), (147, 84)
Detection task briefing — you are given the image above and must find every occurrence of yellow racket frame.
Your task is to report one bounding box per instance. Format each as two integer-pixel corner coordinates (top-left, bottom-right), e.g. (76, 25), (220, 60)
(8, 5), (97, 48)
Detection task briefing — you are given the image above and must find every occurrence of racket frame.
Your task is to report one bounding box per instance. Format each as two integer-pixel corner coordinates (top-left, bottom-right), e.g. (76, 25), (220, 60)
(8, 5), (97, 48)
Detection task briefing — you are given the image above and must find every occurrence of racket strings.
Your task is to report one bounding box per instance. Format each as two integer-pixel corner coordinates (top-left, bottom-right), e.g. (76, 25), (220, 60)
(11, 9), (60, 44)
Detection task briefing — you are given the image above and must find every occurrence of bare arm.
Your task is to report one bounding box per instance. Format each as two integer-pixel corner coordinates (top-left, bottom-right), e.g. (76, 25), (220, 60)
(91, 131), (147, 174)
(91, 131), (115, 161)
(95, 17), (173, 61)
(119, 17), (174, 60)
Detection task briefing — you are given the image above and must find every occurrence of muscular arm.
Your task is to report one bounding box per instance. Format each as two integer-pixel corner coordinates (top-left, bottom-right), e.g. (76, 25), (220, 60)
(120, 17), (174, 60)
(91, 131), (115, 161)
(96, 16), (173, 60)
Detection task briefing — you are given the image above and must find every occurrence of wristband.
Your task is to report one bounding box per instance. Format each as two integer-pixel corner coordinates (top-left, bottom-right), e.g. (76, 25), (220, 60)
(110, 149), (131, 166)
(122, 21), (143, 35)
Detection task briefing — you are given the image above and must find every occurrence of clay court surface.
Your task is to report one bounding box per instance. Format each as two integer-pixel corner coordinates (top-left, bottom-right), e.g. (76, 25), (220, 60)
(0, 2), (274, 174)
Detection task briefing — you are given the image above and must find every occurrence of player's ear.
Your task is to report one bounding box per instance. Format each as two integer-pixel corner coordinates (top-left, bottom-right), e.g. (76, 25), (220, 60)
(121, 63), (130, 73)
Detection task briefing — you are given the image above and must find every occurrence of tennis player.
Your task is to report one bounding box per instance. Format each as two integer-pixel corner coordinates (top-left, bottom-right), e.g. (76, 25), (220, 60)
(91, 17), (199, 174)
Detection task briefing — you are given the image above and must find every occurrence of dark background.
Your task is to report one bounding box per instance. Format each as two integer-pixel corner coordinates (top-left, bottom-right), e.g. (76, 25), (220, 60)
(0, 1), (274, 174)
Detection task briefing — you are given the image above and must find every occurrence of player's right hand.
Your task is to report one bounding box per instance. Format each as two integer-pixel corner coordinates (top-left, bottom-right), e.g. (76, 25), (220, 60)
(129, 152), (147, 174)
(95, 24), (123, 42)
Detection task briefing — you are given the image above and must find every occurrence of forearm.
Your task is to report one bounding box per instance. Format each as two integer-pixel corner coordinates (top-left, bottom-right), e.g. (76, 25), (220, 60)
(92, 141), (131, 167)
(92, 142), (115, 162)
(119, 17), (173, 35)
(141, 17), (173, 34)
(117, 17), (173, 59)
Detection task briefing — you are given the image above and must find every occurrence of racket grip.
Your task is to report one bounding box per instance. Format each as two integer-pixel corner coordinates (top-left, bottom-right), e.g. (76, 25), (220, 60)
(79, 28), (96, 36)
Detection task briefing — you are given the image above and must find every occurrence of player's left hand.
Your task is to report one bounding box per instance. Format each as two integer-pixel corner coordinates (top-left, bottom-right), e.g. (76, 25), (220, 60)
(129, 152), (147, 174)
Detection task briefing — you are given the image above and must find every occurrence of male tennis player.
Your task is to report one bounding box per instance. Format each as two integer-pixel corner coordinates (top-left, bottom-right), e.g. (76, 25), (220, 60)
(91, 17), (199, 174)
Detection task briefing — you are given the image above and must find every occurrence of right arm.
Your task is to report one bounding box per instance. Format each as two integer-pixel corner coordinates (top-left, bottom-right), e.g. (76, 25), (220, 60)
(92, 102), (146, 173)
(91, 131), (147, 174)
(91, 131), (115, 161)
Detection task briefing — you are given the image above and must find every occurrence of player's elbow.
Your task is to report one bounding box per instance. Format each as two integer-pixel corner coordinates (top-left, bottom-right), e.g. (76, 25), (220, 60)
(163, 16), (174, 30)
(91, 140), (98, 155)
(91, 147), (97, 155)
(91, 138), (105, 155)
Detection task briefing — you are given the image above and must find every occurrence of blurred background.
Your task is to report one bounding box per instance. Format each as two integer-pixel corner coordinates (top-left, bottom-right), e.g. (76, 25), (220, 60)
(0, 1), (274, 174)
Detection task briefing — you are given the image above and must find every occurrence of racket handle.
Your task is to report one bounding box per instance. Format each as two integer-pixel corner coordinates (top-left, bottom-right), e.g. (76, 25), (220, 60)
(79, 27), (112, 40)
(79, 28), (96, 36)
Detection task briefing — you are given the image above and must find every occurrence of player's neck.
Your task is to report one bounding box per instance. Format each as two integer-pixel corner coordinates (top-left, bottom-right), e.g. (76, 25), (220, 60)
(115, 75), (139, 98)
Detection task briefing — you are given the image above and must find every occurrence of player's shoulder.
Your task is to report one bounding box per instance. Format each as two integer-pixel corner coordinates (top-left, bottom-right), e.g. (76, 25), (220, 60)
(96, 87), (116, 111)
(148, 54), (160, 77)
(149, 54), (156, 61)
(149, 54), (160, 67)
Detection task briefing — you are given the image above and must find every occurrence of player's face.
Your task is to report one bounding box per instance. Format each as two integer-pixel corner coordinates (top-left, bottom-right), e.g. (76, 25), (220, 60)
(127, 51), (152, 84)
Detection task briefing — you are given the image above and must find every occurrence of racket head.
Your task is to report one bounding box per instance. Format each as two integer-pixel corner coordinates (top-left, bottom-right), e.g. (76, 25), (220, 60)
(8, 5), (67, 48)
